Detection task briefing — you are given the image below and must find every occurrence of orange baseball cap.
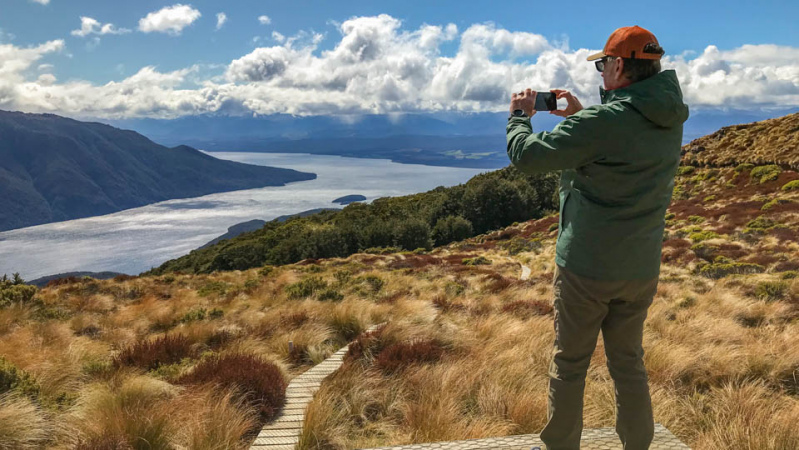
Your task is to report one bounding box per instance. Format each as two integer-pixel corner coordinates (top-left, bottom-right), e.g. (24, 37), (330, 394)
(586, 26), (662, 61)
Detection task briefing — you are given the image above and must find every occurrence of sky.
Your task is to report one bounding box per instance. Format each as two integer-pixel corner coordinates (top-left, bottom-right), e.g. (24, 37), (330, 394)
(1, 0), (798, 119)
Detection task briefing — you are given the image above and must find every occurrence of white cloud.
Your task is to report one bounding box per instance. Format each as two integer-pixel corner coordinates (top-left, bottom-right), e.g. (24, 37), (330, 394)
(216, 12), (227, 30)
(0, 39), (64, 79)
(1, 15), (798, 119)
(71, 17), (131, 37)
(138, 4), (201, 35)
(258, 15), (271, 25)
(29, 0), (50, 4)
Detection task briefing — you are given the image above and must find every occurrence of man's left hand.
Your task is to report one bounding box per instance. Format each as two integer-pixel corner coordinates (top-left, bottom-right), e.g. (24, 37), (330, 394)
(510, 88), (536, 118)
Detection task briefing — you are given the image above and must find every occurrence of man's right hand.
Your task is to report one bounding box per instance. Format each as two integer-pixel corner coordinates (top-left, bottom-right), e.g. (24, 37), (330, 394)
(550, 89), (583, 117)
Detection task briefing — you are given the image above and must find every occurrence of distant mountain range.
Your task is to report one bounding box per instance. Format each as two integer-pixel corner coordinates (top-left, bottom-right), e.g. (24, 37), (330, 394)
(0, 110), (317, 232)
(107, 108), (799, 168)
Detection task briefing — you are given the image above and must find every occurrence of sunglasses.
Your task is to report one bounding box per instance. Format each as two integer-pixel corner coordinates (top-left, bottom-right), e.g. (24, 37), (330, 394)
(595, 56), (614, 73)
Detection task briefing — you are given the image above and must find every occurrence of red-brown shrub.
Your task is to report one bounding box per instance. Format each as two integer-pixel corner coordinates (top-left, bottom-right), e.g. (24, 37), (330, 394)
(345, 325), (387, 364)
(775, 261), (799, 272)
(113, 334), (194, 370)
(482, 273), (514, 293)
(176, 353), (287, 421)
(501, 300), (554, 318)
(431, 294), (466, 313)
(374, 339), (445, 375)
(112, 274), (137, 282)
(279, 311), (310, 328)
(45, 276), (84, 287)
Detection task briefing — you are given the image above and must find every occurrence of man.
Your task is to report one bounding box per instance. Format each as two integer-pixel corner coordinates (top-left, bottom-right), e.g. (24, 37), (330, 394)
(506, 26), (689, 450)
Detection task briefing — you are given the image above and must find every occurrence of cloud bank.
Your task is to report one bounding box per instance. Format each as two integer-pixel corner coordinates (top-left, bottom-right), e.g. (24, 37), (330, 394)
(1, 14), (798, 119)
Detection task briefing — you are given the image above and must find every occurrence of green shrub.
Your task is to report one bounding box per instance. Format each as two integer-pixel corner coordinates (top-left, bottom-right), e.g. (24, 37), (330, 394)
(0, 357), (40, 399)
(676, 296), (697, 308)
(664, 212), (676, 220)
(735, 163), (755, 173)
(317, 289), (344, 302)
(285, 276), (327, 299)
(208, 308), (224, 319)
(355, 275), (384, 294)
(258, 265), (275, 277)
(676, 166), (695, 176)
(499, 237), (543, 255)
(180, 308), (207, 323)
(780, 271), (798, 280)
(703, 195), (716, 202)
(754, 281), (788, 301)
(394, 219), (433, 251)
(444, 281), (466, 297)
(462, 256), (492, 266)
(363, 247), (401, 255)
(781, 180), (799, 191)
(744, 216), (777, 232)
(688, 215), (706, 224)
(750, 165), (782, 184)
(694, 261), (765, 279)
(333, 270), (352, 286)
(432, 216), (474, 246)
(0, 273), (37, 308)
(688, 230), (720, 243)
(243, 279), (260, 291)
(197, 281), (228, 298)
(690, 243), (719, 261)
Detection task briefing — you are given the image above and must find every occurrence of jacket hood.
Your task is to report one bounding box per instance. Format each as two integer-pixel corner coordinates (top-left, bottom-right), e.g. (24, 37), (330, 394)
(600, 69), (689, 128)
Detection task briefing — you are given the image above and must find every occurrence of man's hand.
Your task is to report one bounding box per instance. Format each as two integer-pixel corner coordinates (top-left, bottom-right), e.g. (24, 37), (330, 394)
(550, 89), (583, 117)
(510, 88), (536, 117)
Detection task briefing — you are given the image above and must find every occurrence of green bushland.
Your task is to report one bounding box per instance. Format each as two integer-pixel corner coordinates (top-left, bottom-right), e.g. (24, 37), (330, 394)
(694, 261), (765, 279)
(781, 180), (799, 191)
(0, 273), (37, 308)
(750, 165), (782, 184)
(146, 167), (559, 275)
(462, 256), (492, 266)
(754, 281), (788, 301)
(0, 356), (40, 399)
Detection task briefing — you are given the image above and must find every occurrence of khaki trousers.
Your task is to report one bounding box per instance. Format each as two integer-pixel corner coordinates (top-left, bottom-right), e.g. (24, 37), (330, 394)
(540, 264), (658, 450)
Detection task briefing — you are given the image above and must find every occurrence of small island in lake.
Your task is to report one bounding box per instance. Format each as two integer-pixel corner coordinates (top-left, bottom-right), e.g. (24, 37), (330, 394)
(332, 195), (367, 205)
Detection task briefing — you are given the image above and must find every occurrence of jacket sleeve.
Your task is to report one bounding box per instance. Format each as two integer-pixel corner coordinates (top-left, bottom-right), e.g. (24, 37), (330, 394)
(506, 106), (609, 174)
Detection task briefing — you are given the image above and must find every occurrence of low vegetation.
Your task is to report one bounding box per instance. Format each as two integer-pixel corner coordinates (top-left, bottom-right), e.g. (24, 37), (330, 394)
(2, 114), (799, 448)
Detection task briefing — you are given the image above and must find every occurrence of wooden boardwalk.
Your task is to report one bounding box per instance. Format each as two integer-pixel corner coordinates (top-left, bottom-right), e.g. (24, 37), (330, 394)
(250, 324), (383, 450)
(357, 423), (689, 449)
(249, 261), (691, 449)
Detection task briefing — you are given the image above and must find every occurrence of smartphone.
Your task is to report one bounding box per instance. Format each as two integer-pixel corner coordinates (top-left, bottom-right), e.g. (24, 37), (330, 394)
(534, 92), (557, 111)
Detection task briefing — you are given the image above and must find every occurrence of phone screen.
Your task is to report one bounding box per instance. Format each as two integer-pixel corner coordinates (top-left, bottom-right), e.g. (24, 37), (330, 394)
(534, 92), (557, 111)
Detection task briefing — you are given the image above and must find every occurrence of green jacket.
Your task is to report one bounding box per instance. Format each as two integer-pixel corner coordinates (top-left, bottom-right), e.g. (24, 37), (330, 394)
(506, 69), (689, 280)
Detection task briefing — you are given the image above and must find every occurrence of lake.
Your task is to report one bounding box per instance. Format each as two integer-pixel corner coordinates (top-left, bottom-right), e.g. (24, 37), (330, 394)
(0, 152), (491, 280)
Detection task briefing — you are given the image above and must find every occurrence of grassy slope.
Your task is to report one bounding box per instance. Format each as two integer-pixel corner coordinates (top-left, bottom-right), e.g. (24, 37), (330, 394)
(1, 114), (798, 449)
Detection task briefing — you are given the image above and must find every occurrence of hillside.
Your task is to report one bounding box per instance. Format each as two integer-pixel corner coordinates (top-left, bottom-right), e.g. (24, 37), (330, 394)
(0, 110), (316, 231)
(681, 111), (799, 169)
(0, 113), (797, 449)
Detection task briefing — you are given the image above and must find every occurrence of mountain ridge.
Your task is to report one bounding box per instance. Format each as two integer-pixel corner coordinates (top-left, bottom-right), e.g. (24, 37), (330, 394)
(0, 110), (317, 231)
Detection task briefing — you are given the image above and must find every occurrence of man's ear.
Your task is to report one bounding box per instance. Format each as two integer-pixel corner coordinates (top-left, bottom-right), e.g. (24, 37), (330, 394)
(615, 57), (625, 77)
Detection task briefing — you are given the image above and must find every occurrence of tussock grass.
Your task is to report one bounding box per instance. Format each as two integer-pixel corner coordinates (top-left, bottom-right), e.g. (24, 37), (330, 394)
(2, 160), (798, 448)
